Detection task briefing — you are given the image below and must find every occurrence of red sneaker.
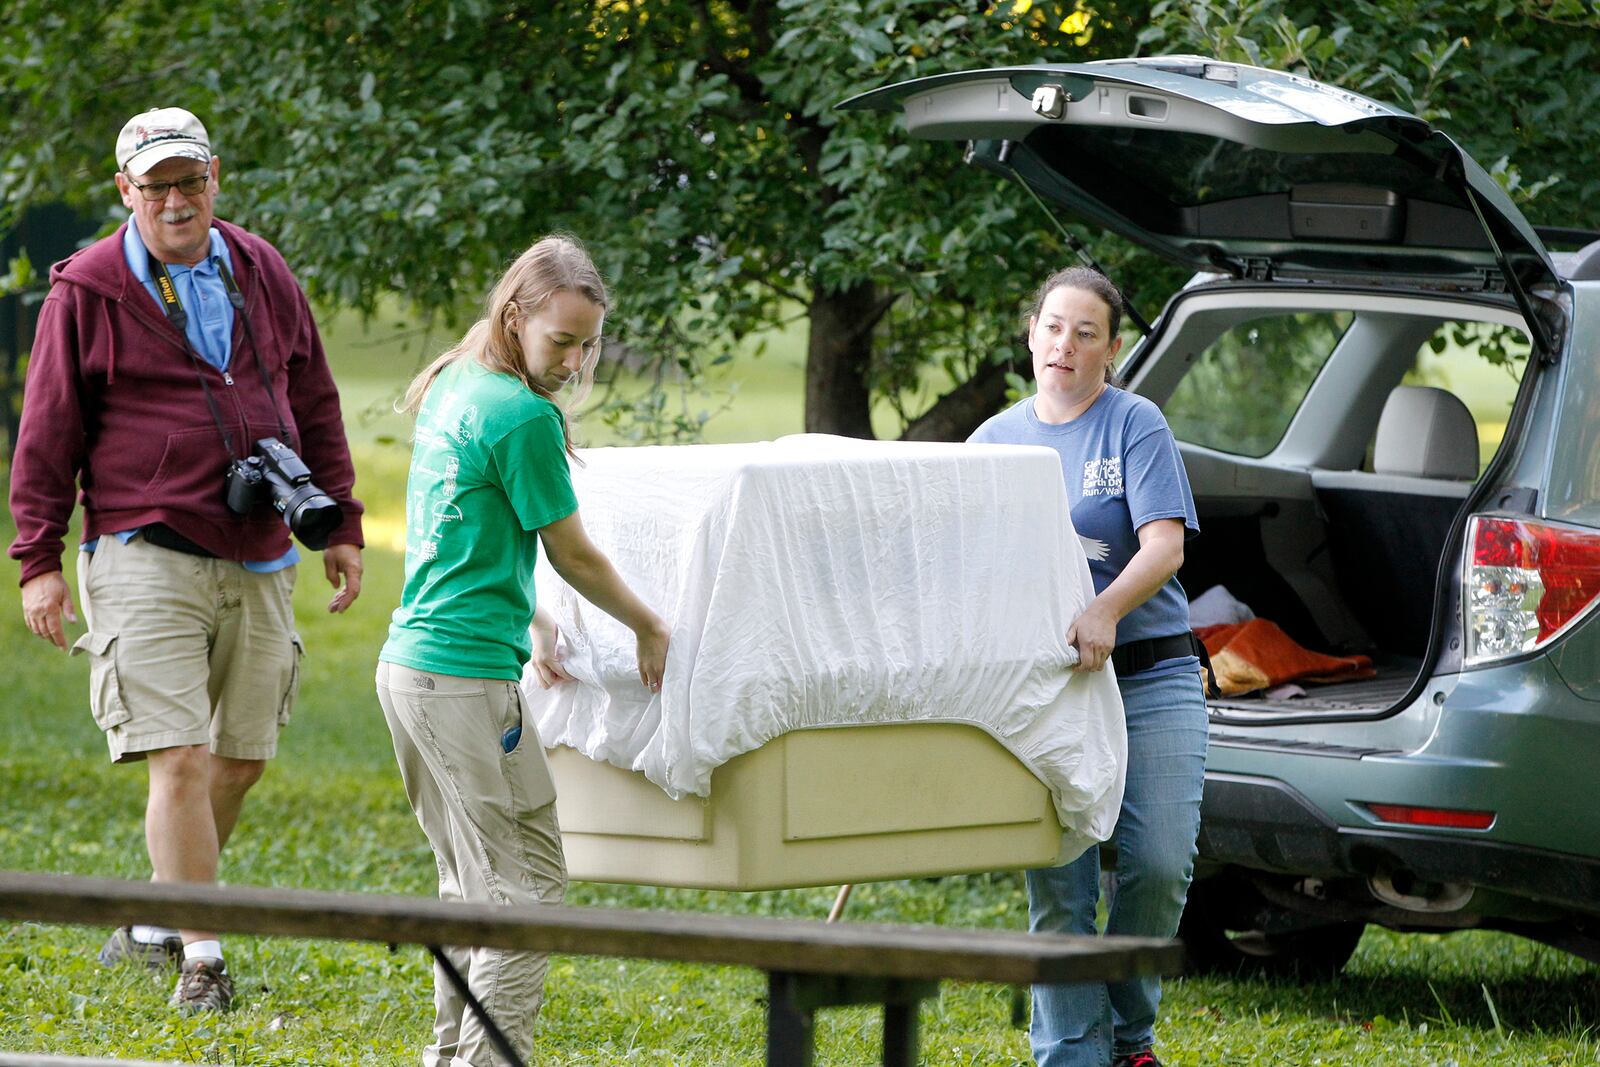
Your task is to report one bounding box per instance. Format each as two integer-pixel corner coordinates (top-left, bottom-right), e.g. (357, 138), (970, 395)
(1113, 1052), (1164, 1067)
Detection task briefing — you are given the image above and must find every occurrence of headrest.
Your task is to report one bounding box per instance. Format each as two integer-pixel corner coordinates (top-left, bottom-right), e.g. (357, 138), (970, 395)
(1569, 238), (1600, 282)
(1373, 385), (1479, 480)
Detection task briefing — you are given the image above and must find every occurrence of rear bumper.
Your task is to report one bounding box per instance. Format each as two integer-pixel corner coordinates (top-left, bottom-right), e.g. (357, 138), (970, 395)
(1199, 772), (1600, 917)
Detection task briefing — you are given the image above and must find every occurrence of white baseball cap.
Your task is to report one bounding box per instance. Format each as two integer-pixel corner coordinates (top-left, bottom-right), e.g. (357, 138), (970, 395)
(116, 107), (212, 175)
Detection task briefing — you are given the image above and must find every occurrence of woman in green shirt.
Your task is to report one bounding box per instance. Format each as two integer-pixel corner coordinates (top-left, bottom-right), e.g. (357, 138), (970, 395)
(376, 234), (669, 1067)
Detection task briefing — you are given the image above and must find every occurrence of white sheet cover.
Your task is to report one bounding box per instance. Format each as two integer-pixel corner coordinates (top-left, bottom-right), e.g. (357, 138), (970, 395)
(522, 435), (1126, 849)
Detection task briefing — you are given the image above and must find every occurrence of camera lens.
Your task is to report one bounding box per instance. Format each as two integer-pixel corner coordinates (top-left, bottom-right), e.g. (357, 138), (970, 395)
(283, 485), (342, 551)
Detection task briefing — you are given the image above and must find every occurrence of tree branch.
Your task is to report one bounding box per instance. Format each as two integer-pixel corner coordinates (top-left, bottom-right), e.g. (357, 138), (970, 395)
(742, 268), (806, 306)
(899, 359), (1018, 442)
(840, 290), (901, 348)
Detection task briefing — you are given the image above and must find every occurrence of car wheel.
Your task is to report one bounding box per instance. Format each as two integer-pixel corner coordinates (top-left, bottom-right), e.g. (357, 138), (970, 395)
(1179, 873), (1364, 982)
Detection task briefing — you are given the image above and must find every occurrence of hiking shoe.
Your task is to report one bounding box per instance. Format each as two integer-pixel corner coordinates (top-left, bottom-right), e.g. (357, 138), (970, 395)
(98, 926), (182, 971)
(1113, 1053), (1164, 1067)
(170, 958), (233, 1013)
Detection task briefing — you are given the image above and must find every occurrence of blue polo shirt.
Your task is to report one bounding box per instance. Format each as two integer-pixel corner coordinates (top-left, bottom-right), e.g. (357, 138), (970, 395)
(123, 216), (235, 369)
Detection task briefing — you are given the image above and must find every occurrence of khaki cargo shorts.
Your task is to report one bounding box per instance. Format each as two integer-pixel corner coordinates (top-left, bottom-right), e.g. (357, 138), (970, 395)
(73, 533), (301, 763)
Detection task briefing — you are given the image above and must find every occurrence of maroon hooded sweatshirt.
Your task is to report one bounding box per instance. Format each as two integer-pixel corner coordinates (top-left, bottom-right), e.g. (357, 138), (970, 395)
(8, 219), (364, 586)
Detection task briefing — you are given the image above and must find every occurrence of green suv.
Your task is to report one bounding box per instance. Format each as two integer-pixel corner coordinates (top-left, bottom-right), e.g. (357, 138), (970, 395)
(845, 56), (1600, 976)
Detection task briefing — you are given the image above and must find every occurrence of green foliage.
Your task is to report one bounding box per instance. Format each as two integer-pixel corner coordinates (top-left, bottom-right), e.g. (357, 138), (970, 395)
(0, 0), (1166, 441)
(1431, 321), (1532, 377)
(595, 383), (733, 445)
(1140, 0), (1600, 216)
(0, 252), (35, 299)
(2, 0), (1595, 443)
(0, 253), (39, 438)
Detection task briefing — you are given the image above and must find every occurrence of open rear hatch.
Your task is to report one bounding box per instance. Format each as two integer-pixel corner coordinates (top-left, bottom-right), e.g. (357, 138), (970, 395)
(840, 57), (1557, 304)
(842, 58), (1565, 720)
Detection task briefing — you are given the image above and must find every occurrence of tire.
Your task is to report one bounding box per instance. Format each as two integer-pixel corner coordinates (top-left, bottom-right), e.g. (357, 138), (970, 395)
(1179, 873), (1364, 982)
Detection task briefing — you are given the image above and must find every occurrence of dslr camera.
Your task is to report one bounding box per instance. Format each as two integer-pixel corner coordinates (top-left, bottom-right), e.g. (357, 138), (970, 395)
(224, 437), (342, 550)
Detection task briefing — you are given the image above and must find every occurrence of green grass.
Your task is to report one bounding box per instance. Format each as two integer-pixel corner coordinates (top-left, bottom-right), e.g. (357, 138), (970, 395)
(2, 308), (1597, 1064)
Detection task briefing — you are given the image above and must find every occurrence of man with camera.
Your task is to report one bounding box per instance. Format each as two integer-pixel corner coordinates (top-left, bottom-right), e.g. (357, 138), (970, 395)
(8, 107), (364, 1014)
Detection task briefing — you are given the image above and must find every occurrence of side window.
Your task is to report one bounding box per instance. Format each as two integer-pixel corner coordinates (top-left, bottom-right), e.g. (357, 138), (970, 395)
(1164, 312), (1352, 458)
(1378, 321), (1529, 474)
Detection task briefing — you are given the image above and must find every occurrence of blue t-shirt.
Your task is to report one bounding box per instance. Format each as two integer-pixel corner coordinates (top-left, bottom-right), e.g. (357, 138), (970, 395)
(969, 388), (1200, 678)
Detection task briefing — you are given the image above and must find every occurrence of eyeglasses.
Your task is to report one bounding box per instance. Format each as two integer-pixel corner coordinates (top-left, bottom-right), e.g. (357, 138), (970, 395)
(125, 173), (209, 201)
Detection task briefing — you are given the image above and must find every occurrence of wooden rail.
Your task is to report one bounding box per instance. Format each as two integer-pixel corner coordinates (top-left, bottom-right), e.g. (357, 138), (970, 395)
(0, 871), (1183, 1066)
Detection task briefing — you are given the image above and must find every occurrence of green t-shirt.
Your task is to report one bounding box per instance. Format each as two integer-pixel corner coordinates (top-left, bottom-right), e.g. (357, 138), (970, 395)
(380, 359), (578, 679)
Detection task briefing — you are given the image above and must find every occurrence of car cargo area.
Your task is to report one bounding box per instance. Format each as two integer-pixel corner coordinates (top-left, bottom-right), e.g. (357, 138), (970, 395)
(1129, 288), (1534, 715)
(1179, 489), (1436, 714)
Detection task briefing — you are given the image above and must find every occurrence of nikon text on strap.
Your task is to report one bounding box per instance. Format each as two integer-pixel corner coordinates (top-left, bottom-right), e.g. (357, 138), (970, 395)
(146, 251), (292, 456)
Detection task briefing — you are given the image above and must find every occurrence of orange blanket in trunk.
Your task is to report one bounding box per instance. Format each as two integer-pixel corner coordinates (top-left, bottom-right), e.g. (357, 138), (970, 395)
(1196, 619), (1375, 696)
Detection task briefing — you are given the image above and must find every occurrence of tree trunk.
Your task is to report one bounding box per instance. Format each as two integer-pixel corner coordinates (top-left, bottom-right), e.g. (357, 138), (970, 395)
(803, 281), (878, 438)
(900, 359), (1017, 442)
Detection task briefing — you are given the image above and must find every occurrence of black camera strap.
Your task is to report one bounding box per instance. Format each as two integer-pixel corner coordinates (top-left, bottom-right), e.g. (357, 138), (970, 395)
(146, 251), (291, 456)
(148, 252), (240, 461)
(214, 256), (292, 444)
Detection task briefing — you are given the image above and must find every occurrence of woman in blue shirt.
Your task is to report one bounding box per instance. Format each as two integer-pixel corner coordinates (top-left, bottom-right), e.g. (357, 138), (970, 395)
(970, 267), (1208, 1067)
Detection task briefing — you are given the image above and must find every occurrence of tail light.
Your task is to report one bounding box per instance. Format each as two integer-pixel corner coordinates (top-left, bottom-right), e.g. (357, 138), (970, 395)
(1464, 515), (1600, 665)
(1360, 803), (1496, 830)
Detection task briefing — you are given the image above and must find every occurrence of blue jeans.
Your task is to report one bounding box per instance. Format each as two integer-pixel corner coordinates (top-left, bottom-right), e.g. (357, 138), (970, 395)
(1026, 670), (1208, 1066)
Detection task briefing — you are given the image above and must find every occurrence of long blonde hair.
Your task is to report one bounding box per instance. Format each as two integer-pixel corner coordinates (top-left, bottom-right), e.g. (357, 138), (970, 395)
(401, 234), (609, 456)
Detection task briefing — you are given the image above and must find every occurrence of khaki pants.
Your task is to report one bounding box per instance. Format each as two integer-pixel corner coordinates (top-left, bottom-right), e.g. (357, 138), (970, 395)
(75, 533), (300, 763)
(375, 662), (566, 1067)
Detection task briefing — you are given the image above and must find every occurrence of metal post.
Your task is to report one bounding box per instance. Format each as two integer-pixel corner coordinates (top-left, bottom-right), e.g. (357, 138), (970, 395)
(1010, 983), (1030, 1029)
(881, 1000), (919, 1067)
(826, 884), (854, 923)
(766, 971), (815, 1067)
